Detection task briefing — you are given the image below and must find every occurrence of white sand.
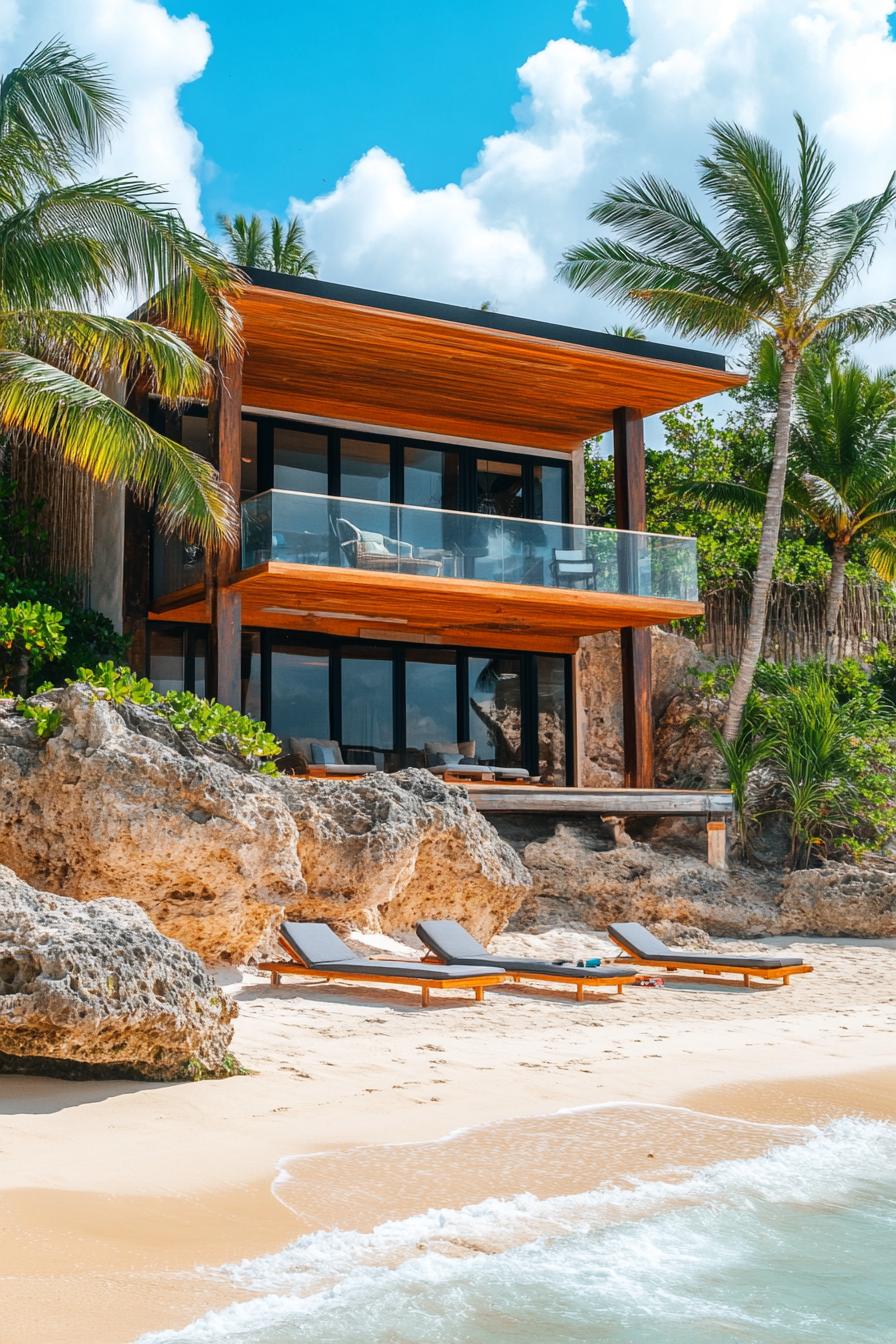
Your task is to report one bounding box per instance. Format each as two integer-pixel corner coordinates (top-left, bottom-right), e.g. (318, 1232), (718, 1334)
(1, 928), (895, 1341)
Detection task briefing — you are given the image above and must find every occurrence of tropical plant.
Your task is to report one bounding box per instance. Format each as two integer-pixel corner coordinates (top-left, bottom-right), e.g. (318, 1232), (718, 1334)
(608, 323), (646, 340)
(560, 114), (896, 741)
(676, 348), (896, 663)
(218, 211), (318, 276)
(710, 721), (770, 857)
(0, 600), (67, 694)
(73, 661), (282, 771)
(0, 38), (243, 548)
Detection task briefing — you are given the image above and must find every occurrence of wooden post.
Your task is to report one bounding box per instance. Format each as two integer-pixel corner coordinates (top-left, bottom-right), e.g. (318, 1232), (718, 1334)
(706, 819), (727, 870)
(122, 384), (153, 673)
(613, 407), (654, 788)
(206, 347), (244, 710)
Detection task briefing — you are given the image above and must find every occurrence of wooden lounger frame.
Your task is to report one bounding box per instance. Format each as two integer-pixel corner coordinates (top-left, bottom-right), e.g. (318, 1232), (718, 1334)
(608, 941), (814, 987)
(423, 955), (635, 1000)
(259, 939), (505, 1006)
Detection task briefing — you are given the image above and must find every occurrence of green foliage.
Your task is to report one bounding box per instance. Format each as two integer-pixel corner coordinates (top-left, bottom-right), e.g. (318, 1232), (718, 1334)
(0, 600), (67, 692)
(0, 476), (129, 689)
(15, 699), (62, 740)
(710, 723), (770, 857)
(217, 211), (318, 277)
(73, 662), (281, 771)
(709, 657), (896, 864)
(184, 1051), (247, 1081)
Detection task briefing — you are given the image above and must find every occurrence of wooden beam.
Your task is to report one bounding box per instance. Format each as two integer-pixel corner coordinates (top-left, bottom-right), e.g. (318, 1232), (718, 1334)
(613, 407), (654, 789)
(470, 787), (733, 815)
(206, 347), (244, 710)
(122, 384), (153, 674)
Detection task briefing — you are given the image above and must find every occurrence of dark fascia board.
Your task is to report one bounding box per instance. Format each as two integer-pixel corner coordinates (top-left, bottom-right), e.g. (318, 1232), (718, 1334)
(241, 267), (730, 374)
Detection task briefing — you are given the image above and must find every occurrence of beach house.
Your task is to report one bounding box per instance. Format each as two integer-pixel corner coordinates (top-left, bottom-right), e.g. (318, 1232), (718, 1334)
(94, 271), (742, 833)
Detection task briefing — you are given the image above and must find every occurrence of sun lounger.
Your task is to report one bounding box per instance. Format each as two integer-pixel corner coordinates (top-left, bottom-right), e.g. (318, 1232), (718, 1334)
(607, 921), (813, 986)
(416, 919), (639, 1000)
(258, 922), (506, 1006)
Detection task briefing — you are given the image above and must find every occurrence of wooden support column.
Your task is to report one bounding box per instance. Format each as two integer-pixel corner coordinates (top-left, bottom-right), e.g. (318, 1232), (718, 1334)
(206, 347), (244, 710)
(613, 406), (654, 788)
(122, 383), (153, 673)
(706, 819), (728, 870)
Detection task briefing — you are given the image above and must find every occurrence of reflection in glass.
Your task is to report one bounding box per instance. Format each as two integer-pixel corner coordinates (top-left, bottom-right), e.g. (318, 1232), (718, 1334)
(402, 445), (461, 570)
(149, 628), (184, 693)
(533, 462), (567, 523)
(193, 634), (207, 700)
(340, 438), (391, 502)
(181, 413), (210, 458)
(152, 528), (205, 598)
(405, 650), (457, 763)
(537, 655), (567, 785)
(270, 642), (330, 744)
(240, 419), (258, 499)
(241, 632), (262, 721)
(273, 428), (328, 493)
(468, 655), (522, 767)
(341, 646), (394, 764)
(477, 458), (524, 517)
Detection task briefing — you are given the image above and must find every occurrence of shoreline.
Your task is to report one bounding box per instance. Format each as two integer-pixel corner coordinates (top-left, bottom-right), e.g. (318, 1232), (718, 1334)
(2, 931), (895, 1341)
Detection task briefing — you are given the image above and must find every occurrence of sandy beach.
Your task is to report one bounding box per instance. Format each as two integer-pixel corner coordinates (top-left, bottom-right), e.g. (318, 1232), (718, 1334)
(2, 928), (895, 1343)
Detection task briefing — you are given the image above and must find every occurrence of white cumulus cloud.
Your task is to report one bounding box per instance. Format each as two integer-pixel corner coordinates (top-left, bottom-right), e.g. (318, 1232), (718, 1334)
(291, 0), (896, 366)
(572, 0), (592, 33)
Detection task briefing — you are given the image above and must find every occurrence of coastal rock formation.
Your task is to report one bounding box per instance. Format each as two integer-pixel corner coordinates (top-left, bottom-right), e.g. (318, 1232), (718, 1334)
(0, 687), (529, 962)
(512, 824), (776, 936)
(778, 864), (896, 937)
(0, 865), (236, 1080)
(0, 687), (302, 964)
(282, 769), (530, 941)
(578, 630), (715, 787)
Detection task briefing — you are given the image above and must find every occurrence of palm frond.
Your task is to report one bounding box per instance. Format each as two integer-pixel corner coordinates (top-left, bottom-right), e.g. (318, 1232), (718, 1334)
(811, 175), (896, 309)
(217, 212), (269, 268)
(0, 36), (120, 173)
(864, 534), (896, 583)
(792, 113), (837, 264)
(798, 472), (852, 533)
(698, 119), (794, 282)
(672, 477), (769, 517)
(269, 215), (318, 276)
(0, 351), (237, 547)
(817, 298), (896, 345)
(1, 309), (213, 403)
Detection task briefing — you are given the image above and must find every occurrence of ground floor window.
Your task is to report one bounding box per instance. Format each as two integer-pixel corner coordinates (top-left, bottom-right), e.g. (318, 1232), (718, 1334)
(146, 627), (573, 783)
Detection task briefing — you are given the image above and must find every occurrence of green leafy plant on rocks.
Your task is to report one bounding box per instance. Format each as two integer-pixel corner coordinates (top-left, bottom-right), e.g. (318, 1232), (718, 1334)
(0, 601), (67, 694)
(72, 661), (282, 772)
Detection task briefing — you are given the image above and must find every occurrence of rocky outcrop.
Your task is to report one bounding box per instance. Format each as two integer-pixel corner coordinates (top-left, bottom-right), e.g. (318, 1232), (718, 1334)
(0, 687), (529, 963)
(778, 864), (896, 937)
(578, 629), (715, 787)
(511, 821), (896, 940)
(0, 865), (236, 1080)
(282, 769), (530, 942)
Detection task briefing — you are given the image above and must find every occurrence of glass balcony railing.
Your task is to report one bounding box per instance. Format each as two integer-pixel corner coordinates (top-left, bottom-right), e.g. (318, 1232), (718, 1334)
(240, 490), (699, 603)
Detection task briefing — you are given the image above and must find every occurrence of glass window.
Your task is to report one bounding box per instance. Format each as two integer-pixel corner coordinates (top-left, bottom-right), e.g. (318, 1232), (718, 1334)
(533, 463), (567, 523)
(273, 428), (329, 494)
(405, 650), (457, 762)
(240, 419), (258, 499)
(340, 438), (391, 502)
(149, 628), (185, 693)
(477, 458), (524, 517)
(181, 412), (210, 459)
(151, 529), (204, 598)
(193, 633), (207, 700)
(467, 655), (522, 767)
(537, 655), (568, 785)
(270, 642), (330, 745)
(341, 646), (394, 762)
(402, 445), (461, 563)
(241, 632), (262, 721)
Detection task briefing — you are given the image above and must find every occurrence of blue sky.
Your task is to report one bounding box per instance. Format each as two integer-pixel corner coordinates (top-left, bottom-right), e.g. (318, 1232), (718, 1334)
(166, 0), (631, 221)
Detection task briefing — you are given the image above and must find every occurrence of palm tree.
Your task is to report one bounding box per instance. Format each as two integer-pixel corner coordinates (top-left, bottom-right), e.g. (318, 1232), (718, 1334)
(685, 349), (896, 663)
(559, 115), (896, 740)
(218, 211), (318, 276)
(608, 323), (646, 340)
(0, 38), (243, 548)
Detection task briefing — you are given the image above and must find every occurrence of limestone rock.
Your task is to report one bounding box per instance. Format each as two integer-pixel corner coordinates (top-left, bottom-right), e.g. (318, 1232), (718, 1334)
(512, 823), (779, 936)
(0, 687), (302, 964)
(0, 865), (236, 1080)
(0, 688), (529, 962)
(778, 863), (896, 937)
(281, 768), (531, 942)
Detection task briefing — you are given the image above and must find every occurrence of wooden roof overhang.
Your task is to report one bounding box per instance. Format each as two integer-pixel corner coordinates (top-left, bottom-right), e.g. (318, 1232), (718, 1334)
(149, 563), (703, 654)
(235, 270), (747, 452)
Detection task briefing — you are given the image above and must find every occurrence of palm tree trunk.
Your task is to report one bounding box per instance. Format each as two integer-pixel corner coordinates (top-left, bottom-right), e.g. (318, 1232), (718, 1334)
(723, 356), (798, 742)
(824, 543), (847, 666)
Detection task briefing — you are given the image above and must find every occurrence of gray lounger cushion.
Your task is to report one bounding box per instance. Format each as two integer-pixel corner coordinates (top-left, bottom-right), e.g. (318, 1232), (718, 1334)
(489, 766), (532, 780)
(279, 922), (496, 980)
(416, 919), (637, 981)
(318, 762), (379, 776)
(428, 763), (494, 777)
(608, 921), (805, 970)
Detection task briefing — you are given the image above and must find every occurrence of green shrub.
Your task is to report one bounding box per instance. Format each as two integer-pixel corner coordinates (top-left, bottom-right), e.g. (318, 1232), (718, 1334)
(0, 601), (67, 694)
(16, 700), (63, 740)
(72, 662), (281, 772)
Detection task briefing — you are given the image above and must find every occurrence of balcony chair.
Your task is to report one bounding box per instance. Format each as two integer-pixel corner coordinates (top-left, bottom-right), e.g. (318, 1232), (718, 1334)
(550, 548), (597, 589)
(332, 517), (443, 576)
(423, 740), (535, 784)
(285, 737), (380, 779)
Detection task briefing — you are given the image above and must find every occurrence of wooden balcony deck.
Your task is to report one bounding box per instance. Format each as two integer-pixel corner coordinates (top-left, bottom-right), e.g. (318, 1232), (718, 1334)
(466, 785), (733, 816)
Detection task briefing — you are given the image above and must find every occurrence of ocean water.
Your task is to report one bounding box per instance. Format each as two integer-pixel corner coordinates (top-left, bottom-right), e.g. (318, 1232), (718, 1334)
(142, 1114), (896, 1344)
